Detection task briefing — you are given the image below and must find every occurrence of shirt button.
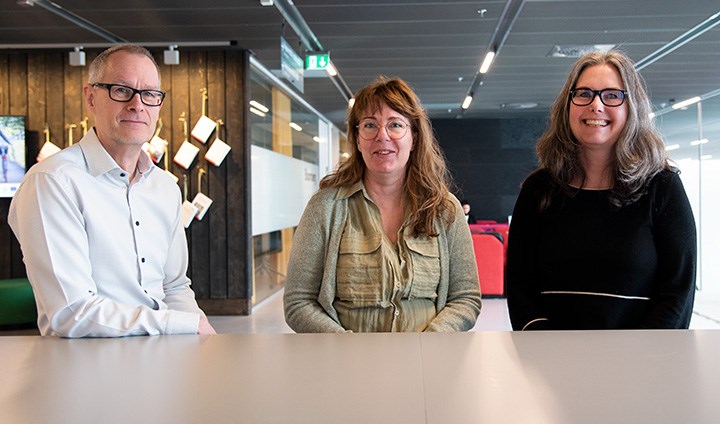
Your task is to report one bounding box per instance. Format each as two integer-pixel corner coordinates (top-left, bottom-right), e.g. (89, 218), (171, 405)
(394, 310), (400, 317)
(395, 283), (401, 289)
(120, 173), (126, 177)
(135, 221), (140, 226)
(141, 258), (146, 263)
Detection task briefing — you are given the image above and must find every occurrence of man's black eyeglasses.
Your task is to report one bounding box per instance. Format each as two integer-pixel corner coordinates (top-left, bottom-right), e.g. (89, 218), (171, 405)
(92, 83), (166, 106)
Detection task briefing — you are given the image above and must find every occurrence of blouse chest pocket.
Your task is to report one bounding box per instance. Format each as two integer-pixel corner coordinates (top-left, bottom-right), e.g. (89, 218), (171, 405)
(405, 237), (440, 300)
(336, 233), (383, 303)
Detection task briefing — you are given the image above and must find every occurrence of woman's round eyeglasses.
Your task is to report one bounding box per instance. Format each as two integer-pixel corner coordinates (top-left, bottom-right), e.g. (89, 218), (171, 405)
(356, 119), (410, 140)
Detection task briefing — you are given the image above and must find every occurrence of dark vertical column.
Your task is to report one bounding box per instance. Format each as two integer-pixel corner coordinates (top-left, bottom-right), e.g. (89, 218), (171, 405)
(206, 51), (229, 301)
(188, 51), (211, 299)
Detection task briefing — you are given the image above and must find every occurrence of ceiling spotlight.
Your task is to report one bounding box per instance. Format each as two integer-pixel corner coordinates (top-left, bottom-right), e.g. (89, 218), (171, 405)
(326, 62), (338, 77)
(672, 96), (701, 110)
(164, 45), (180, 65)
(479, 51), (495, 74)
(69, 46), (85, 67)
(462, 95), (473, 110)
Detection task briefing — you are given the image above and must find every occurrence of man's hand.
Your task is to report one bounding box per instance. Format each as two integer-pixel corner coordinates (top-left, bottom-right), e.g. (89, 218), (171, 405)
(198, 315), (217, 335)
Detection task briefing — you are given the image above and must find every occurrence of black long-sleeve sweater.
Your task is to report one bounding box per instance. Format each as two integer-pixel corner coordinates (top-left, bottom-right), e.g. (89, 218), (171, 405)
(506, 169), (696, 330)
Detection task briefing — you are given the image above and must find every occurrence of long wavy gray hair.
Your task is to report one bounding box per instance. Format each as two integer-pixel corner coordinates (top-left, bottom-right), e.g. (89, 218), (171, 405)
(535, 49), (672, 208)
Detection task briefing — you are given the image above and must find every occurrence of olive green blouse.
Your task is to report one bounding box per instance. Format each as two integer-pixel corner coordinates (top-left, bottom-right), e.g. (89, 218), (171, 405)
(284, 180), (482, 333)
(335, 185), (442, 331)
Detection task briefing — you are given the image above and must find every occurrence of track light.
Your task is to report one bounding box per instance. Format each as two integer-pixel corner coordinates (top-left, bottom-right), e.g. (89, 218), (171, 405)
(69, 46), (85, 66)
(163, 45), (180, 65)
(326, 62), (338, 77)
(462, 95), (473, 110)
(671, 96), (701, 110)
(479, 51), (495, 74)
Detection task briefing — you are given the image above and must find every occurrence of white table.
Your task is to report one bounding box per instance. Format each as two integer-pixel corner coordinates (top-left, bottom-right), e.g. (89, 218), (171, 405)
(1, 331), (718, 424)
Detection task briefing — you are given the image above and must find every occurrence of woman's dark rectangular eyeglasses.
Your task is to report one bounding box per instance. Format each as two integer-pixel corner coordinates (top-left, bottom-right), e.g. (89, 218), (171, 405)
(570, 88), (626, 107)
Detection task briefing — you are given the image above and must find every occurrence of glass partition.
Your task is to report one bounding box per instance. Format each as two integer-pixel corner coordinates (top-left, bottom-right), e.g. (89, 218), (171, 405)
(248, 57), (341, 306)
(656, 91), (720, 323)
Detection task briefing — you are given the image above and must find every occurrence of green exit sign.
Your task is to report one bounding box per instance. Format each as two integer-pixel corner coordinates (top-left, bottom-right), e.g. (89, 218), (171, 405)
(305, 52), (330, 70)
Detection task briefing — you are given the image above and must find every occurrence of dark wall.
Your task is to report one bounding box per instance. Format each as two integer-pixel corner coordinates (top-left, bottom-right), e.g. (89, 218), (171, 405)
(433, 116), (548, 222)
(0, 49), (253, 314)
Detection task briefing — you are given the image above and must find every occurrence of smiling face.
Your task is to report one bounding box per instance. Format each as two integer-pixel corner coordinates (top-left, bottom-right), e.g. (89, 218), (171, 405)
(569, 63), (628, 153)
(84, 51), (161, 151)
(356, 103), (414, 182)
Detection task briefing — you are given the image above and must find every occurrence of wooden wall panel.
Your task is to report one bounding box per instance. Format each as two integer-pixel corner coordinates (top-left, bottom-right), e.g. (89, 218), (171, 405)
(8, 55), (27, 116)
(0, 48), (254, 315)
(206, 51), (229, 300)
(169, 54), (190, 190)
(224, 50), (251, 308)
(45, 53), (64, 147)
(62, 55), (84, 147)
(188, 51), (210, 299)
(0, 55), (8, 114)
(27, 54), (46, 138)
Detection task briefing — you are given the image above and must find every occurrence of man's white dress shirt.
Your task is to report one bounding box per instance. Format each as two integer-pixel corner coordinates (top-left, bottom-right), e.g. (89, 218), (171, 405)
(9, 129), (202, 337)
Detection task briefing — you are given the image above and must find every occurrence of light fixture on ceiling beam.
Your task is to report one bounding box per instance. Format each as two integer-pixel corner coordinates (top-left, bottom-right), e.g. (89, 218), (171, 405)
(650, 88), (720, 119)
(272, 0), (354, 101)
(635, 10), (720, 70)
(672, 96), (702, 110)
(461, 95), (473, 110)
(458, 0), (526, 116)
(163, 45), (180, 65)
(326, 61), (338, 77)
(68, 46), (85, 66)
(479, 51), (495, 74)
(22, 0), (128, 43)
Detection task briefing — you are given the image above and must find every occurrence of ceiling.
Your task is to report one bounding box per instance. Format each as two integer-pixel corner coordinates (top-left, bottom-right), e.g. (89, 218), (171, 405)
(2, 0), (720, 144)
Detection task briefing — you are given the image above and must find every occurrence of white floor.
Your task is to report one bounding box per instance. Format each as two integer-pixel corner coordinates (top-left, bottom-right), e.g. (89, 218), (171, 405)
(209, 288), (720, 333)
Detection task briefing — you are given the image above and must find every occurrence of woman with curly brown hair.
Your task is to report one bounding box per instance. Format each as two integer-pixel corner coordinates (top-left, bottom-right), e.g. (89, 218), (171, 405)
(506, 50), (696, 331)
(284, 77), (481, 332)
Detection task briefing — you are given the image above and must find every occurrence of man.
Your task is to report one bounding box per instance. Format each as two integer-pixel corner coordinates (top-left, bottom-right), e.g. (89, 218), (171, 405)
(9, 45), (216, 337)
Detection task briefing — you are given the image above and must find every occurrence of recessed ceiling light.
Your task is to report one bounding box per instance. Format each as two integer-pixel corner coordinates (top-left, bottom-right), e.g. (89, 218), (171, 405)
(501, 102), (538, 109)
(547, 44), (616, 58)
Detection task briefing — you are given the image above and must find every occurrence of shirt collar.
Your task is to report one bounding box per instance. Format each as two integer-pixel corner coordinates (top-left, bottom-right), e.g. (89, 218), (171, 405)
(78, 128), (155, 178)
(336, 180), (365, 200)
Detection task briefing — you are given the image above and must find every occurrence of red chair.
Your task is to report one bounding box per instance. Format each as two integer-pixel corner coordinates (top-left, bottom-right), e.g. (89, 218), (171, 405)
(471, 233), (505, 297)
(469, 223), (510, 266)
